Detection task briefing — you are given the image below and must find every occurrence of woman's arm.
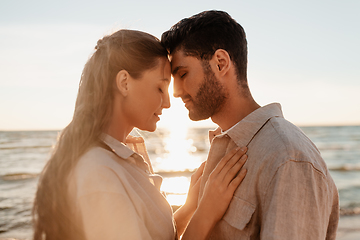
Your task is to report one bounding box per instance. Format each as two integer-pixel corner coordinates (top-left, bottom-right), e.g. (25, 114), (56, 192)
(173, 161), (205, 236)
(176, 146), (248, 239)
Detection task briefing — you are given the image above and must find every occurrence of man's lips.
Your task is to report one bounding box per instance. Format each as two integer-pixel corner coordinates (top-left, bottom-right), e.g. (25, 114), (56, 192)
(182, 97), (192, 104)
(182, 97), (192, 109)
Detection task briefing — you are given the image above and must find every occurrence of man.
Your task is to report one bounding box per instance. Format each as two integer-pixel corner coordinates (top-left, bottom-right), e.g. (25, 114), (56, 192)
(161, 10), (339, 239)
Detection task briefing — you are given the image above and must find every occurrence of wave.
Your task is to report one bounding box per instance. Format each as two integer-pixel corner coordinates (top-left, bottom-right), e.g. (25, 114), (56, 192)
(0, 145), (53, 150)
(340, 207), (360, 216)
(1, 173), (39, 181)
(318, 145), (360, 151)
(156, 170), (195, 177)
(329, 165), (360, 171)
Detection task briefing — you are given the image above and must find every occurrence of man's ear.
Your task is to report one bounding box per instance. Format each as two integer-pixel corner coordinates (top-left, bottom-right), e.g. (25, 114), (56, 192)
(212, 49), (231, 76)
(115, 70), (130, 97)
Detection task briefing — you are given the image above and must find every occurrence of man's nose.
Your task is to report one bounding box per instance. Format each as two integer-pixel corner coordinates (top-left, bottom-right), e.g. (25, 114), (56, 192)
(173, 78), (183, 98)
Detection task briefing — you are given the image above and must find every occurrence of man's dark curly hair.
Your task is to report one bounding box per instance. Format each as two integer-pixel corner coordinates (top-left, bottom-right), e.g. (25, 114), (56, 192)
(161, 10), (248, 83)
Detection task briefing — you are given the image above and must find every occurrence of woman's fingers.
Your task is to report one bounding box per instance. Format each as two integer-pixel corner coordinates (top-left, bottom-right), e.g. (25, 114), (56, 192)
(195, 146), (249, 226)
(228, 168), (247, 192)
(190, 161), (206, 189)
(211, 147), (247, 176)
(211, 147), (247, 182)
(222, 153), (247, 186)
(210, 148), (239, 176)
(183, 161), (206, 213)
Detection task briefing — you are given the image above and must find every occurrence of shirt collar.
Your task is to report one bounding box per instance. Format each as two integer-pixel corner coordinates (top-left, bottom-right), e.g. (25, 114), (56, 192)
(220, 120), (240, 135)
(209, 103), (283, 147)
(101, 133), (135, 159)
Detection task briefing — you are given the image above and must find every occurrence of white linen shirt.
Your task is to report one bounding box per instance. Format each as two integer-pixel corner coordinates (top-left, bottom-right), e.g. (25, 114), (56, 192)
(67, 134), (176, 240)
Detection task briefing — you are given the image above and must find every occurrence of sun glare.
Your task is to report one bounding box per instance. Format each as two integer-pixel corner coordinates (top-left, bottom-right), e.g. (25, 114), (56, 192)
(156, 79), (207, 206)
(161, 177), (190, 206)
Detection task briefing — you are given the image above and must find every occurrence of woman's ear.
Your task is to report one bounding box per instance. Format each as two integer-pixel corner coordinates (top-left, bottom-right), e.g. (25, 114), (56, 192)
(212, 49), (231, 77)
(115, 70), (130, 97)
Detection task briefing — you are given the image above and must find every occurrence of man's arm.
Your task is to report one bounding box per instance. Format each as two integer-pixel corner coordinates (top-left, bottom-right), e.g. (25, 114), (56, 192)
(261, 160), (331, 239)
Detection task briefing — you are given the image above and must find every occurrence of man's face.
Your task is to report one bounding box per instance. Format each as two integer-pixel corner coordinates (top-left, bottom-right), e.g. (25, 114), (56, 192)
(170, 50), (228, 121)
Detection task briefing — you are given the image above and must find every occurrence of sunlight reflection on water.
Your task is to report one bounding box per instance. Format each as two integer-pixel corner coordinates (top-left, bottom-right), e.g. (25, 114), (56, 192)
(161, 177), (190, 206)
(156, 124), (203, 206)
(161, 125), (202, 172)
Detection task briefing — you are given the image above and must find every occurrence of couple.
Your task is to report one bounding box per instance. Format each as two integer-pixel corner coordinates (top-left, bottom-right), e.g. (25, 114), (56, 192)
(33, 10), (339, 240)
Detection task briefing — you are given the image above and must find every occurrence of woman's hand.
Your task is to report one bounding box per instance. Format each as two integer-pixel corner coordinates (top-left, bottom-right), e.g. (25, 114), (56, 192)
(199, 146), (247, 222)
(182, 146), (248, 240)
(184, 161), (206, 213)
(173, 161), (206, 236)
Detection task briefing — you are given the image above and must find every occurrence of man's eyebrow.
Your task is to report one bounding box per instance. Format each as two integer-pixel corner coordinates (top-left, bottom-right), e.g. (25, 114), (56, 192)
(171, 66), (185, 75)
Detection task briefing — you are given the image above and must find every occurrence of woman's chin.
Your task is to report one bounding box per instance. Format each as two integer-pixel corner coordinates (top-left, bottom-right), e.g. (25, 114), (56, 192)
(138, 124), (157, 133)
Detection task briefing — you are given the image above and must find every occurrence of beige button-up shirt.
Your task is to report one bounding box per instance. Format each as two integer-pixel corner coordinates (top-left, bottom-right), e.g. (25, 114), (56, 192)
(199, 103), (339, 240)
(68, 134), (176, 240)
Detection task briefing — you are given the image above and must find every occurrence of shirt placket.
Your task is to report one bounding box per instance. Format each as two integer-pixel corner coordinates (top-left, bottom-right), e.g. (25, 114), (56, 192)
(199, 134), (232, 201)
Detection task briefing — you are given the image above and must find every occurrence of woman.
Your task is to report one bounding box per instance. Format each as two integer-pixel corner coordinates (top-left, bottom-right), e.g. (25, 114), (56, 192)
(32, 29), (248, 240)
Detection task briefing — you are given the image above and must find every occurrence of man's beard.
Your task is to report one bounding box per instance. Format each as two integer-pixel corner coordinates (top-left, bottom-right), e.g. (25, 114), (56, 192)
(188, 62), (228, 121)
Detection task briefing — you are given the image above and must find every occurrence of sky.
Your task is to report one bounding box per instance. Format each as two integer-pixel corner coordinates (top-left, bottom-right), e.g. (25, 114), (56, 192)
(0, 0), (359, 130)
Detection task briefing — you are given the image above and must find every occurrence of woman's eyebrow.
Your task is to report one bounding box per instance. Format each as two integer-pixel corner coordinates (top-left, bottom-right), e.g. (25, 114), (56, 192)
(160, 78), (170, 83)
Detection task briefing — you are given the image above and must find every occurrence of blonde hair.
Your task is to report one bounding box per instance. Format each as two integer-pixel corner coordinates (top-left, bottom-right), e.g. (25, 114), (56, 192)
(32, 29), (168, 240)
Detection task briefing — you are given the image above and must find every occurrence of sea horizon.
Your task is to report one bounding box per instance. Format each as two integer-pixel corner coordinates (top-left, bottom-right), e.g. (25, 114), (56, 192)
(1, 122), (360, 132)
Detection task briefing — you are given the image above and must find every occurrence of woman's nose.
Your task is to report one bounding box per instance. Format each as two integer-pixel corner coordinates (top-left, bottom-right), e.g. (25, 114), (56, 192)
(162, 92), (171, 109)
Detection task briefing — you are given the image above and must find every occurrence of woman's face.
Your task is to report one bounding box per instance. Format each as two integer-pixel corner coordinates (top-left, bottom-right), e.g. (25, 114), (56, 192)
(124, 57), (171, 132)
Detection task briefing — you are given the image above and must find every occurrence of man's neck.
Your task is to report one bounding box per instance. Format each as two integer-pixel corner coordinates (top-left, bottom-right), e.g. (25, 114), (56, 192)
(211, 98), (260, 132)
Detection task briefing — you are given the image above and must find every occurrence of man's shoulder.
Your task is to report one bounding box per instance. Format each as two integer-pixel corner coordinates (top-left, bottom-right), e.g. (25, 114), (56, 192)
(255, 116), (329, 175)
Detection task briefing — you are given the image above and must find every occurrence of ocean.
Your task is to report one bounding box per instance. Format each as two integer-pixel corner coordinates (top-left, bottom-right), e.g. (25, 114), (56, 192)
(1, 126), (360, 239)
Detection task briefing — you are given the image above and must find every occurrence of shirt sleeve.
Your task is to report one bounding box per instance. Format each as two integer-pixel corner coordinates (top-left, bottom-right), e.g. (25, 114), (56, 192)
(261, 160), (331, 240)
(76, 166), (152, 240)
